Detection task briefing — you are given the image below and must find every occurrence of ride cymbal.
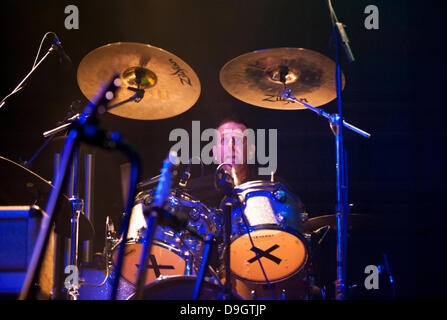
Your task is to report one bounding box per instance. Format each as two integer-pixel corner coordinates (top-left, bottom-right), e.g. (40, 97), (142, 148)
(302, 214), (384, 233)
(77, 42), (201, 120)
(219, 47), (345, 110)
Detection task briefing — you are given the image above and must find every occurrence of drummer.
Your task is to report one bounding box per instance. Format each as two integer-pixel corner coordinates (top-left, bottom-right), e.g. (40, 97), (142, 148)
(184, 117), (253, 208)
(184, 116), (305, 212)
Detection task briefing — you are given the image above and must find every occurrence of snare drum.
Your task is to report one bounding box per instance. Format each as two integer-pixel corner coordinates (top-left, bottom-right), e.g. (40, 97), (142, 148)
(227, 180), (309, 284)
(112, 188), (216, 286)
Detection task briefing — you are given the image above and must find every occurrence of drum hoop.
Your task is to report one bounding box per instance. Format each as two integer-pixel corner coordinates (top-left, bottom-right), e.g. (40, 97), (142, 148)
(135, 188), (212, 213)
(124, 275), (233, 300)
(229, 225), (309, 284)
(235, 180), (282, 191)
(112, 240), (187, 286)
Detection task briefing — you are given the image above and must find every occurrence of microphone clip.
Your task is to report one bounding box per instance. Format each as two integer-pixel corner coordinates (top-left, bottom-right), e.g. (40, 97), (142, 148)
(215, 167), (236, 197)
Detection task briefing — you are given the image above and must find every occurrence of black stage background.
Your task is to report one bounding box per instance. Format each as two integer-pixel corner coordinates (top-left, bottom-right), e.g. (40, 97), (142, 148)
(0, 0), (445, 299)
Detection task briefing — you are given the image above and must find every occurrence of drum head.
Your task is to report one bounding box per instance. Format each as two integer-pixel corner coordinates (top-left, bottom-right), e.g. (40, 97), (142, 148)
(127, 276), (240, 300)
(230, 229), (307, 283)
(113, 242), (186, 285)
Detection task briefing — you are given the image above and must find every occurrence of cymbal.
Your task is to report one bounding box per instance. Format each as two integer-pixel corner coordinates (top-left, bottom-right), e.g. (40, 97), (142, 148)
(219, 47), (345, 110)
(0, 156), (94, 240)
(302, 214), (384, 233)
(77, 42), (201, 120)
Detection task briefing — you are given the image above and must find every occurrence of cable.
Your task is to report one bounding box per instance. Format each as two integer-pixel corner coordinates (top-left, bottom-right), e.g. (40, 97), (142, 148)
(238, 202), (276, 299)
(0, 32), (57, 111)
(215, 164), (276, 299)
(32, 32), (56, 68)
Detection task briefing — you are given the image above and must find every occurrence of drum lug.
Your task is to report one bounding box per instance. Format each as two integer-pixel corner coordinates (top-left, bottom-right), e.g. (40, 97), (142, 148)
(277, 212), (287, 227)
(189, 208), (201, 221)
(273, 189), (287, 202)
(303, 233), (312, 242)
(143, 194), (153, 206)
(301, 211), (309, 222)
(136, 227), (147, 242)
(250, 290), (257, 300)
(184, 251), (193, 276)
(234, 217), (245, 233)
(169, 195), (180, 208)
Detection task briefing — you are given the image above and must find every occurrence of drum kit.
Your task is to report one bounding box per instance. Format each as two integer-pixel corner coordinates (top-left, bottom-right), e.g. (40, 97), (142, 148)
(1, 28), (376, 300)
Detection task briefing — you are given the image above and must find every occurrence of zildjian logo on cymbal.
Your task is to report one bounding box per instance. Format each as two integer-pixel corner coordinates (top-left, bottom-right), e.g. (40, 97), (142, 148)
(169, 58), (192, 86)
(263, 94), (308, 104)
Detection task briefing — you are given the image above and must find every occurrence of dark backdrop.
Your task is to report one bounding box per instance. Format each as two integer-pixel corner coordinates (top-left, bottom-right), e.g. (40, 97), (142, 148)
(0, 0), (445, 299)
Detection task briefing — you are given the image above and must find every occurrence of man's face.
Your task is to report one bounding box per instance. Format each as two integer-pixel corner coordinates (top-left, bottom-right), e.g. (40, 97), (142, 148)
(213, 121), (248, 167)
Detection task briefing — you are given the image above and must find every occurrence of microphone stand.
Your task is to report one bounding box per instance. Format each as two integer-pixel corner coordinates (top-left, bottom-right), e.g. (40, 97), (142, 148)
(192, 233), (215, 300)
(284, 1), (368, 298)
(19, 77), (139, 300)
(282, 91), (370, 300)
(219, 202), (233, 299)
(326, 0), (354, 300)
(132, 153), (178, 300)
(42, 88), (145, 139)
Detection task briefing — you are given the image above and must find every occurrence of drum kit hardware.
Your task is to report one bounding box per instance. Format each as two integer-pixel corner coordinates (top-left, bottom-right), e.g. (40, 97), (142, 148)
(2, 3), (380, 300)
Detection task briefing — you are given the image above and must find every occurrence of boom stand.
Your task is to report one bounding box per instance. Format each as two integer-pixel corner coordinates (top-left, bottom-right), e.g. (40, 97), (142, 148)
(192, 233), (215, 300)
(283, 91), (371, 300)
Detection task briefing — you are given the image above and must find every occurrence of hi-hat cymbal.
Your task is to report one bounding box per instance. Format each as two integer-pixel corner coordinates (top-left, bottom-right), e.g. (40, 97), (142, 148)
(219, 47), (345, 110)
(0, 156), (94, 240)
(77, 42), (201, 120)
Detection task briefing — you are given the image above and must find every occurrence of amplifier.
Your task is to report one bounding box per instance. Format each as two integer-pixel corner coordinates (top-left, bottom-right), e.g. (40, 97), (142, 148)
(0, 206), (54, 299)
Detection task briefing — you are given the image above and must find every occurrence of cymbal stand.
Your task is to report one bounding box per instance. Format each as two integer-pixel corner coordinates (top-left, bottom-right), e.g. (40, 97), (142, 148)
(283, 87), (370, 301)
(41, 106), (96, 299)
(66, 145), (83, 300)
(19, 76), (123, 300)
(107, 87), (145, 111)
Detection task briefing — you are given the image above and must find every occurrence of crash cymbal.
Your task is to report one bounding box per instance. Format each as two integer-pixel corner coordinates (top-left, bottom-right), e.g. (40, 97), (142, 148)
(77, 42), (201, 120)
(219, 47), (345, 110)
(0, 156), (94, 240)
(302, 214), (384, 233)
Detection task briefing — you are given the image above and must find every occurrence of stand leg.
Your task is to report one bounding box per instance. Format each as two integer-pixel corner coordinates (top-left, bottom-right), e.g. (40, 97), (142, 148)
(193, 233), (214, 300)
(221, 202), (233, 299)
(134, 211), (158, 300)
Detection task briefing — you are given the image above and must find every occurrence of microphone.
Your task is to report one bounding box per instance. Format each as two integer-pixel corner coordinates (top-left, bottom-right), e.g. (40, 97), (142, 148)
(215, 166), (235, 197)
(52, 35), (72, 65)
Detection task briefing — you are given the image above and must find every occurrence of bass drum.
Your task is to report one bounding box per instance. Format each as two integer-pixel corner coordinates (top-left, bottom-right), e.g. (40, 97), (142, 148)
(127, 276), (241, 300)
(223, 180), (310, 299)
(112, 188), (218, 287)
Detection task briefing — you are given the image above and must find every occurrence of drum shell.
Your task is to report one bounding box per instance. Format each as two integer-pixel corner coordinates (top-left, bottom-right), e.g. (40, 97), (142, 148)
(112, 189), (217, 286)
(222, 181), (309, 284)
(229, 180), (307, 236)
(229, 225), (310, 284)
(224, 272), (310, 300)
